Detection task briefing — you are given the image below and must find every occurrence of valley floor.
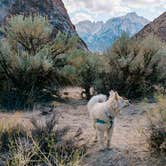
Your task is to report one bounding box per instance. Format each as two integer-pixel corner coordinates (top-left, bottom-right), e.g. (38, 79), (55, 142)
(0, 88), (165, 166)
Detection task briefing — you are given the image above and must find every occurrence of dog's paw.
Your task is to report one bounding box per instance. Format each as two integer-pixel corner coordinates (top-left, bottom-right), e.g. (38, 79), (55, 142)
(99, 148), (106, 152)
(99, 146), (106, 152)
(106, 147), (112, 151)
(93, 139), (97, 143)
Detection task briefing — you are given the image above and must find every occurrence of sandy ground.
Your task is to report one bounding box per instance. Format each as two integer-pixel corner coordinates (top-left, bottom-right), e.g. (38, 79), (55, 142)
(0, 87), (165, 166)
(54, 101), (161, 166)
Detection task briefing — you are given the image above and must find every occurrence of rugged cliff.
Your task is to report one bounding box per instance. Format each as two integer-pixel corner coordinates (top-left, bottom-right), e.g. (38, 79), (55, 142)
(0, 0), (87, 50)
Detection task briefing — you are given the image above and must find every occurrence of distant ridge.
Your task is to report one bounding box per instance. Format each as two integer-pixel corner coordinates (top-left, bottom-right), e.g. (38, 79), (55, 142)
(76, 12), (149, 52)
(135, 12), (166, 42)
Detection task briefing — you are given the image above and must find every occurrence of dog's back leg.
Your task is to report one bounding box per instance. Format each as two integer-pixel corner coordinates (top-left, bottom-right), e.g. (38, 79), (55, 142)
(106, 126), (114, 149)
(93, 120), (97, 142)
(97, 129), (105, 150)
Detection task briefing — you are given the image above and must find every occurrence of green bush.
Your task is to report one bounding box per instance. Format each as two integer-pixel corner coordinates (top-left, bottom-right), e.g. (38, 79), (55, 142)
(78, 54), (105, 99)
(63, 50), (107, 99)
(0, 41), (56, 108)
(94, 33), (166, 98)
(4, 15), (53, 55)
(0, 15), (78, 109)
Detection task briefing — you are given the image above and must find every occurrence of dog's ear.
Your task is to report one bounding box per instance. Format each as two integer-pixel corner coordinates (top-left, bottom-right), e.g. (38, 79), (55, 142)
(115, 92), (119, 100)
(109, 90), (114, 97)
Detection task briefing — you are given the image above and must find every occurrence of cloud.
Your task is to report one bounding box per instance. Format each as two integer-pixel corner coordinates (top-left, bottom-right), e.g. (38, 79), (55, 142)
(70, 11), (94, 23)
(122, 0), (165, 8)
(63, 0), (166, 24)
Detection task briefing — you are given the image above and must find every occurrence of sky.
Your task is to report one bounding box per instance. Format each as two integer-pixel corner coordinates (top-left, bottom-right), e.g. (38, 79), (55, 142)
(63, 0), (166, 24)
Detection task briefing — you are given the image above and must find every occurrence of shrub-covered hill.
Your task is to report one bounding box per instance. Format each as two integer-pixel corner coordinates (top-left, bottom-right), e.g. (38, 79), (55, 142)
(0, 0), (87, 50)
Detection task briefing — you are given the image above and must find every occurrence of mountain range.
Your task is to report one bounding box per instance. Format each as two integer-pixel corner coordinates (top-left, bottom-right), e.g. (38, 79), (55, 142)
(0, 1), (165, 52)
(76, 12), (149, 52)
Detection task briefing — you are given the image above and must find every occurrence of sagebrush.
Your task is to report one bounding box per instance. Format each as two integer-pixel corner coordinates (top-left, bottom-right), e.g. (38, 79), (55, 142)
(94, 33), (166, 98)
(0, 15), (78, 109)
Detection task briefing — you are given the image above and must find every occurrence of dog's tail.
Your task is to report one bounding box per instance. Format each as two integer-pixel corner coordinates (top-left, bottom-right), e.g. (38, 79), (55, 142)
(87, 94), (107, 111)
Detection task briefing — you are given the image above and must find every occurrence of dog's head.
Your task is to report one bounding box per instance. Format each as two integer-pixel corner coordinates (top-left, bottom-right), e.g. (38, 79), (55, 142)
(109, 90), (130, 114)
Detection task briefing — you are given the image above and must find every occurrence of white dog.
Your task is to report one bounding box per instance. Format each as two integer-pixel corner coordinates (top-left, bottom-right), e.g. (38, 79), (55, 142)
(87, 91), (129, 150)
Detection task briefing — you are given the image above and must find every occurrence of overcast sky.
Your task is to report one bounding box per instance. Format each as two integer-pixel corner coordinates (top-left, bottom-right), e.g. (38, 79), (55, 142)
(63, 0), (166, 24)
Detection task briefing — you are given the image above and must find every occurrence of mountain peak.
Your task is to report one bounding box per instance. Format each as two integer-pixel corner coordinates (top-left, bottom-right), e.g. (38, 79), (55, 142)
(124, 12), (149, 23)
(76, 13), (149, 52)
(126, 12), (137, 16)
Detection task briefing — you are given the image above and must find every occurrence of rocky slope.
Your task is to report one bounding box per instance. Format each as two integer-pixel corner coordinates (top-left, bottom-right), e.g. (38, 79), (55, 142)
(0, 0), (87, 50)
(135, 12), (166, 42)
(76, 12), (149, 52)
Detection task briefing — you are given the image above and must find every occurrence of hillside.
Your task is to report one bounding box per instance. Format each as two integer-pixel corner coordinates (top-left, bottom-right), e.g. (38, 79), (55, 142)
(135, 12), (166, 42)
(76, 12), (149, 52)
(0, 0), (87, 50)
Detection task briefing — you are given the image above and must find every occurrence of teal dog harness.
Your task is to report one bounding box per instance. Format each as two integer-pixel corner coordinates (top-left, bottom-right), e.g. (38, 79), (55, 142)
(96, 118), (113, 127)
(96, 119), (107, 124)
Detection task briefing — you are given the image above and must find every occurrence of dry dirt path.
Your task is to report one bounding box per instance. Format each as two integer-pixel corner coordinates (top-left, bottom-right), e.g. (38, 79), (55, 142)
(55, 100), (165, 166)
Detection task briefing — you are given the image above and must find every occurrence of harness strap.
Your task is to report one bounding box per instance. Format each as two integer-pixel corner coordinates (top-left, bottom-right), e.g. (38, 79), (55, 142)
(96, 118), (113, 127)
(96, 119), (106, 124)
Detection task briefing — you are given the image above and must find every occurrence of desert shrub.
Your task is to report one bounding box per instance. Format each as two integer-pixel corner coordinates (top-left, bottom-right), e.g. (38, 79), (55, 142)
(0, 15), (78, 109)
(146, 95), (166, 154)
(0, 115), (86, 165)
(0, 41), (56, 109)
(63, 50), (107, 99)
(78, 54), (106, 99)
(95, 33), (166, 98)
(57, 49), (85, 84)
(4, 15), (53, 55)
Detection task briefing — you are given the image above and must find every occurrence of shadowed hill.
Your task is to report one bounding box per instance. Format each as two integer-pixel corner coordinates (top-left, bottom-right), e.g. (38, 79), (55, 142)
(135, 12), (166, 42)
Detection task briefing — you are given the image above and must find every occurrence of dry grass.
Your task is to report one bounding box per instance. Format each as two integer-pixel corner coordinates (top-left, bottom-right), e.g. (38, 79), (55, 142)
(0, 112), (34, 131)
(0, 111), (86, 166)
(146, 95), (166, 154)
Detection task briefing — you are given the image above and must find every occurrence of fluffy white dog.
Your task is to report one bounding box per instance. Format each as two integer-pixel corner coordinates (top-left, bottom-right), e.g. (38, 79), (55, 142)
(87, 90), (129, 150)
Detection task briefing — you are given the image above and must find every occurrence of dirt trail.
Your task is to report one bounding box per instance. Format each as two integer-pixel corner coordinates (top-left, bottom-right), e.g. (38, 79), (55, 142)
(55, 98), (165, 166)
